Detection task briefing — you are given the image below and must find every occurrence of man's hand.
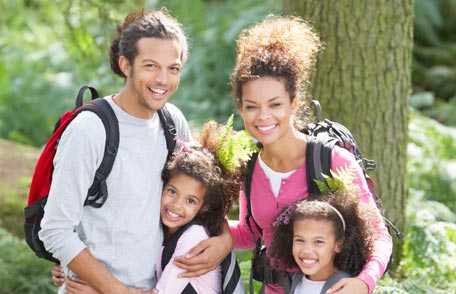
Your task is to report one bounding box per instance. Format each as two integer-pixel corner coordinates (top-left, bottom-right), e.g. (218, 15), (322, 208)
(325, 277), (369, 294)
(66, 278), (99, 294)
(51, 265), (64, 287)
(173, 224), (232, 278)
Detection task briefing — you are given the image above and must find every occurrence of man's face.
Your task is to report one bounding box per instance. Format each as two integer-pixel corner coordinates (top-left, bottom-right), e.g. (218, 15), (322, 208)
(121, 37), (182, 118)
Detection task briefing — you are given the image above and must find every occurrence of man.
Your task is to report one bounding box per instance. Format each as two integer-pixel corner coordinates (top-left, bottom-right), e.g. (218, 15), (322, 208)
(40, 10), (230, 294)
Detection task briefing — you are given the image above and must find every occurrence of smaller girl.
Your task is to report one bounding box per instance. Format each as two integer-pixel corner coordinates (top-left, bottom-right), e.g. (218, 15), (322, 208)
(154, 138), (241, 294)
(269, 186), (374, 294)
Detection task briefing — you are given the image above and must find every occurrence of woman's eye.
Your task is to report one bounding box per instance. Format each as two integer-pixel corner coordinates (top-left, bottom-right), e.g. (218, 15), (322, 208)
(187, 198), (196, 205)
(244, 105), (257, 111)
(166, 187), (176, 195)
(271, 103), (281, 108)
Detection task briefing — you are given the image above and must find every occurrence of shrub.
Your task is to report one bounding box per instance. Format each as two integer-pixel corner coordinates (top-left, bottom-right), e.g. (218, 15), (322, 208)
(0, 228), (54, 294)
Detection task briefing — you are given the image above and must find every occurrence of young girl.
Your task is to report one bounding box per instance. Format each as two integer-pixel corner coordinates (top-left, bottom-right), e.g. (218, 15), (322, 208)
(53, 122), (249, 294)
(269, 186), (374, 294)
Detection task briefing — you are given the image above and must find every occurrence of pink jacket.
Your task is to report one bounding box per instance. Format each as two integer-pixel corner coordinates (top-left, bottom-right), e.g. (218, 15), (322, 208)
(229, 147), (392, 294)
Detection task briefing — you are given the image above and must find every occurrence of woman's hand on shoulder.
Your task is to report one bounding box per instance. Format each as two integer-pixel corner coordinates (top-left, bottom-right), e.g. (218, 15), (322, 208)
(325, 277), (368, 294)
(173, 227), (233, 278)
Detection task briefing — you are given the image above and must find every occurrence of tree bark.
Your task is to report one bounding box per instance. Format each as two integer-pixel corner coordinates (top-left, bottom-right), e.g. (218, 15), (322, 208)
(283, 0), (413, 269)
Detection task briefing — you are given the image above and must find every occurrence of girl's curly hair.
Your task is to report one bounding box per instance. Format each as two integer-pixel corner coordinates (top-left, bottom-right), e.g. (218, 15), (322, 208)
(161, 122), (242, 237)
(231, 16), (322, 126)
(268, 190), (374, 276)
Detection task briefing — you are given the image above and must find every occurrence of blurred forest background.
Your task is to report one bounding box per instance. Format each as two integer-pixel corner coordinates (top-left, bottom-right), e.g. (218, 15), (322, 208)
(0, 0), (455, 293)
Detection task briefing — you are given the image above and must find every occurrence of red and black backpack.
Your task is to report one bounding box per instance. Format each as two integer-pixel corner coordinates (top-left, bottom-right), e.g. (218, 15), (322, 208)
(24, 86), (176, 263)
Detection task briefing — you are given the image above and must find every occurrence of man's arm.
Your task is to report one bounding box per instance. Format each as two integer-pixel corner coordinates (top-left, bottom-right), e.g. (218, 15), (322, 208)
(68, 249), (127, 294)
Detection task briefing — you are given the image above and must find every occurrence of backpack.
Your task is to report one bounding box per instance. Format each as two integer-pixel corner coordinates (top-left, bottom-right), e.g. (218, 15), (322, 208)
(24, 86), (177, 263)
(161, 221), (245, 294)
(243, 100), (401, 291)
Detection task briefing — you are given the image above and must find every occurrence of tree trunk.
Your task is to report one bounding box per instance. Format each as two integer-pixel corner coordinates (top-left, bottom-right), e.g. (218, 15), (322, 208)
(283, 0), (413, 269)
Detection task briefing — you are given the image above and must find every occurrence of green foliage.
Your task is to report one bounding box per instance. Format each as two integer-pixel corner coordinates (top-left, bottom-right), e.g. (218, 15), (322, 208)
(0, 187), (26, 239)
(0, 228), (54, 294)
(408, 111), (456, 212)
(216, 115), (259, 173)
(413, 0), (456, 126)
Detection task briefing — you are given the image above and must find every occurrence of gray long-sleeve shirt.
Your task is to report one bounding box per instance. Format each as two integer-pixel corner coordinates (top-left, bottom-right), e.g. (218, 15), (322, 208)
(39, 96), (191, 290)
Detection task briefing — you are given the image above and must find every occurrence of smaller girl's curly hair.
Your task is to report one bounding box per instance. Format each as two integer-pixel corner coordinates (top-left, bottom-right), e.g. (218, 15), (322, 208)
(231, 16), (322, 126)
(268, 191), (374, 276)
(161, 123), (242, 237)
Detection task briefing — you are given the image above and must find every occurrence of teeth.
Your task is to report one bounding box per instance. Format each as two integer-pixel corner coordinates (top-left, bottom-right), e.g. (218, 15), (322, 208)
(302, 259), (317, 264)
(149, 87), (166, 95)
(167, 210), (180, 218)
(257, 124), (276, 131)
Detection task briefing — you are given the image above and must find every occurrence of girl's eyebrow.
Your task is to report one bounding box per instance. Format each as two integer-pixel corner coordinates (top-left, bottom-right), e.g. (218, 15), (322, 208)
(243, 96), (281, 104)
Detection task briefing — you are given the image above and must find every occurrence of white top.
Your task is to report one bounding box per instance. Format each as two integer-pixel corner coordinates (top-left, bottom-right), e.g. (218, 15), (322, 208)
(39, 96), (192, 291)
(258, 153), (295, 197)
(155, 225), (221, 293)
(294, 275), (326, 294)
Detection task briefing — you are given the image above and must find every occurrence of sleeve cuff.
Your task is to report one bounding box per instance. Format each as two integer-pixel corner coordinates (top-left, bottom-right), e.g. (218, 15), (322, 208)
(357, 272), (375, 294)
(58, 240), (87, 267)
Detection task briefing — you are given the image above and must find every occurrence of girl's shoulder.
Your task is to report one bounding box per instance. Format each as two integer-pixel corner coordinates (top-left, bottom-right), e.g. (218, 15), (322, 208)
(176, 224), (210, 249)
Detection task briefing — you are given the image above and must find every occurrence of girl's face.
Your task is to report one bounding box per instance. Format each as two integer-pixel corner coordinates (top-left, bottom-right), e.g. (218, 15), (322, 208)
(239, 77), (297, 147)
(160, 173), (206, 234)
(292, 218), (342, 281)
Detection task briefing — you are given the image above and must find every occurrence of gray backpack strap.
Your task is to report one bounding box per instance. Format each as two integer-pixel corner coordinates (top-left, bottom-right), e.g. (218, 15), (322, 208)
(320, 271), (351, 294)
(289, 273), (303, 293)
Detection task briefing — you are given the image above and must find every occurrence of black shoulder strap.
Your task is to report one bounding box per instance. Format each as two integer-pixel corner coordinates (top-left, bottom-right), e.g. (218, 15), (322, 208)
(157, 105), (177, 160)
(244, 152), (261, 235)
(220, 252), (242, 294)
(306, 137), (333, 195)
(82, 98), (119, 208)
(161, 221), (194, 271)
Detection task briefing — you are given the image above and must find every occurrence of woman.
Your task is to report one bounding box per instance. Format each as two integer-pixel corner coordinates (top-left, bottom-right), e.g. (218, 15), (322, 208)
(177, 16), (392, 294)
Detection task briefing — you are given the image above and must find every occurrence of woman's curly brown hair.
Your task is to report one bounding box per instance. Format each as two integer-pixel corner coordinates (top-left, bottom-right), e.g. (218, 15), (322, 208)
(161, 122), (242, 237)
(268, 190), (374, 276)
(231, 16), (322, 124)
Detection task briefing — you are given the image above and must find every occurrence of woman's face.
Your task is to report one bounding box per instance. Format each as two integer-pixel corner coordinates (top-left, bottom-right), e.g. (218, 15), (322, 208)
(239, 77), (297, 146)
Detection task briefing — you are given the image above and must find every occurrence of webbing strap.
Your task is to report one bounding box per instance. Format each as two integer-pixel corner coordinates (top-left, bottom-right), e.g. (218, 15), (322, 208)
(82, 98), (119, 208)
(157, 106), (177, 160)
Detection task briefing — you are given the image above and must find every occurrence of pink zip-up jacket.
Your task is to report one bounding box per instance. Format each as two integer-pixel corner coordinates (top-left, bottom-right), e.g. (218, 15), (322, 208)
(229, 146), (392, 294)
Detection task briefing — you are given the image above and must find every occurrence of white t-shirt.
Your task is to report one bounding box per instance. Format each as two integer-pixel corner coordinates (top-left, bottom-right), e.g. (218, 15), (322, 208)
(294, 275), (326, 294)
(258, 153), (295, 197)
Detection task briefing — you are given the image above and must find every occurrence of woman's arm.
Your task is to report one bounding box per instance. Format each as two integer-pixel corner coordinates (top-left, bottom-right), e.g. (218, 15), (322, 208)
(331, 147), (393, 293)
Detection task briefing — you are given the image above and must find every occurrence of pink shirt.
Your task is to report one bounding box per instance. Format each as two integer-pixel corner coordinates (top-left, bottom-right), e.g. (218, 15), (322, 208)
(229, 147), (392, 294)
(156, 225), (221, 294)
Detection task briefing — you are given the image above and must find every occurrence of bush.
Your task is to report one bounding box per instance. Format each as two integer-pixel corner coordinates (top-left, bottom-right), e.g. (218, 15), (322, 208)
(0, 228), (54, 294)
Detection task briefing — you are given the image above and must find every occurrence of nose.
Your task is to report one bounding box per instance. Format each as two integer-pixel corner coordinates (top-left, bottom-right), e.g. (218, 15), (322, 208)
(154, 68), (168, 85)
(258, 106), (271, 120)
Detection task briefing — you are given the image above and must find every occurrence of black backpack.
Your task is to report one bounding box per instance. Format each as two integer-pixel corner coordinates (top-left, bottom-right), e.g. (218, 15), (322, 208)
(161, 221), (245, 294)
(24, 86), (177, 263)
